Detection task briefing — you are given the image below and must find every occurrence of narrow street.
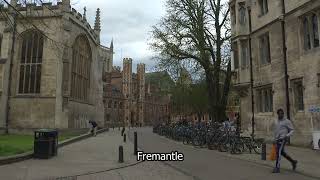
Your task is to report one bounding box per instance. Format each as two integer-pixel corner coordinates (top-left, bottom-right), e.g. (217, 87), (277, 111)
(130, 127), (317, 180)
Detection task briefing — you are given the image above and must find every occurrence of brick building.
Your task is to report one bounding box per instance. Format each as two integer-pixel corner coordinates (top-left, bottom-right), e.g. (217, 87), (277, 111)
(103, 58), (170, 127)
(230, 0), (320, 145)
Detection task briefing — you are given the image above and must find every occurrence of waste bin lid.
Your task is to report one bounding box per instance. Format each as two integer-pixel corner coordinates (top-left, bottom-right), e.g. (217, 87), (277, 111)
(36, 129), (57, 132)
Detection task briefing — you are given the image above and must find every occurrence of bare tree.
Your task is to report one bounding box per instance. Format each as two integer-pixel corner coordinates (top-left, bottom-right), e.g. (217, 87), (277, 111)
(150, 0), (231, 122)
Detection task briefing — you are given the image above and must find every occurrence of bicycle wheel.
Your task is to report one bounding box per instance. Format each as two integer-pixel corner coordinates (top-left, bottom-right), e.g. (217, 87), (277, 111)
(231, 139), (244, 154)
(253, 141), (262, 154)
(192, 135), (202, 146)
(218, 139), (229, 152)
(183, 136), (190, 145)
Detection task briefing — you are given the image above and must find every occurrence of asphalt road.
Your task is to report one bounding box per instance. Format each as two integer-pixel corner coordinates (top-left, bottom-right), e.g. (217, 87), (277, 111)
(129, 127), (317, 180)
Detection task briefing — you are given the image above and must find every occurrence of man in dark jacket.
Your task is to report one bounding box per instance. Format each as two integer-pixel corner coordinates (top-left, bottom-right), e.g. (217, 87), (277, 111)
(89, 120), (98, 136)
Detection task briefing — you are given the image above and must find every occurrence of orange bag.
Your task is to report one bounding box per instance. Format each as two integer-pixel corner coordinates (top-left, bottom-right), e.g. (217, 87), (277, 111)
(269, 144), (277, 161)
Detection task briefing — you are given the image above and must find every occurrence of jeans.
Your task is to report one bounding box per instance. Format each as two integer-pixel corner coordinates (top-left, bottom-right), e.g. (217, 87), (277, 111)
(275, 139), (295, 169)
(90, 127), (97, 136)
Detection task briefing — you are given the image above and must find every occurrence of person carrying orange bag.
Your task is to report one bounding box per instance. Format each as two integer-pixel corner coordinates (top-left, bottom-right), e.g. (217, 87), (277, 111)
(272, 108), (298, 173)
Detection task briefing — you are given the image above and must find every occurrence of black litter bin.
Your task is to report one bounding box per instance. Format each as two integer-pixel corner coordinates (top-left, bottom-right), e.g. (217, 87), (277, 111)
(34, 129), (58, 159)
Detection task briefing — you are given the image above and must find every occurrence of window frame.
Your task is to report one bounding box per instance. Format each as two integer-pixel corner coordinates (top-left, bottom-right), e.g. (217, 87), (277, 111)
(0, 34), (2, 57)
(256, 85), (273, 113)
(0, 64), (3, 93)
(240, 39), (249, 69)
(291, 79), (304, 112)
(17, 30), (44, 95)
(259, 33), (271, 65)
(302, 13), (320, 51)
(108, 100), (112, 108)
(258, 0), (268, 16)
(239, 5), (246, 25)
(231, 5), (236, 25)
(303, 17), (312, 50)
(232, 41), (239, 69)
(312, 14), (319, 48)
(70, 35), (92, 102)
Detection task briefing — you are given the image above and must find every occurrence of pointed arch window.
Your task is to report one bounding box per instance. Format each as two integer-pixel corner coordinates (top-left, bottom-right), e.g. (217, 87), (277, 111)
(70, 35), (92, 101)
(18, 30), (44, 94)
(312, 14), (319, 48)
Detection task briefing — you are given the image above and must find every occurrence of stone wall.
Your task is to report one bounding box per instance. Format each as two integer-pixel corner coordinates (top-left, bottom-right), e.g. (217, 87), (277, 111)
(231, 0), (320, 145)
(0, 2), (108, 130)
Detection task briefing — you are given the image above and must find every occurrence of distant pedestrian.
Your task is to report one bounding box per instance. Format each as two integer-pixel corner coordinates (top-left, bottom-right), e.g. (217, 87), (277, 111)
(272, 108), (298, 173)
(121, 126), (125, 136)
(89, 120), (98, 137)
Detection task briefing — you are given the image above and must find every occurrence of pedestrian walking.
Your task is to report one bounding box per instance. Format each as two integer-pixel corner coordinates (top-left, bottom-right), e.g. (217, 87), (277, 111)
(89, 120), (98, 137)
(272, 108), (298, 173)
(121, 126), (125, 136)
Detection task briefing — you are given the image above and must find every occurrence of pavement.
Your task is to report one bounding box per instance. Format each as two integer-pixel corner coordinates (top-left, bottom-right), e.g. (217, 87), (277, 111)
(1, 127), (319, 180)
(0, 128), (193, 180)
(131, 127), (320, 180)
(221, 142), (320, 178)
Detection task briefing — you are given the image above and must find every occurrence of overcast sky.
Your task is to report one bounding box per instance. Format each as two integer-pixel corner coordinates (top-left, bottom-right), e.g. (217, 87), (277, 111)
(72, 0), (166, 71)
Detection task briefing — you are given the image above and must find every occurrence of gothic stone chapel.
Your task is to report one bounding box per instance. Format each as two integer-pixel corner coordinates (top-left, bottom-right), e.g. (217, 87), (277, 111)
(0, 0), (114, 132)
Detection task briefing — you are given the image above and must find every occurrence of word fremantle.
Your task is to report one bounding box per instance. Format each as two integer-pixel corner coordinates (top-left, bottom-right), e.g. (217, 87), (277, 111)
(137, 151), (184, 161)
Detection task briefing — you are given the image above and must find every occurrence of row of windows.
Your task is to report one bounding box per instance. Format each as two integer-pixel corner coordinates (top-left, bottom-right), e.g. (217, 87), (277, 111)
(256, 80), (304, 113)
(234, 15), (319, 69)
(15, 30), (92, 102)
(234, 35), (270, 70)
(194, 116), (212, 121)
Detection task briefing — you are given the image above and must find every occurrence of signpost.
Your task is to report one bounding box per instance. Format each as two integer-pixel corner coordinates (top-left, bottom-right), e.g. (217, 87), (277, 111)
(309, 106), (320, 150)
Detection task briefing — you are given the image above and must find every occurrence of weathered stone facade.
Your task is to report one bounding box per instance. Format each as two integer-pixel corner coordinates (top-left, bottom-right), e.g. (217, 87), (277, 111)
(0, 0), (113, 131)
(230, 0), (320, 145)
(103, 58), (170, 127)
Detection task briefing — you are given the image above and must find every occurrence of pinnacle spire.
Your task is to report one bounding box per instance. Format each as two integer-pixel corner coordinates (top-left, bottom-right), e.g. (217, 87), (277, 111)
(94, 8), (101, 31)
(110, 38), (114, 50)
(83, 6), (87, 20)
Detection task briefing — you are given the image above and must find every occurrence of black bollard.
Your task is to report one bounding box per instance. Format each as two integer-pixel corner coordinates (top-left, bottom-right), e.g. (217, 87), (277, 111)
(119, 146), (124, 163)
(134, 132), (137, 155)
(124, 133), (126, 142)
(261, 142), (267, 160)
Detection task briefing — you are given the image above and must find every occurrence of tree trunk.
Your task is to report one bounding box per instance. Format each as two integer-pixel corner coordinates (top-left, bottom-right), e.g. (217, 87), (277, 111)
(204, 63), (232, 123)
(204, 69), (218, 122)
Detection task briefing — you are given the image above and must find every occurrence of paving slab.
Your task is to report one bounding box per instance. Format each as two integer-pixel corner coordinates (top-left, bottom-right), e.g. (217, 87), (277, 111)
(0, 129), (193, 180)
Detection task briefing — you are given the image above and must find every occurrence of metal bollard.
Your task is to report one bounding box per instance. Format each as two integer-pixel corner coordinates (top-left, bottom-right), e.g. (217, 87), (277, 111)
(261, 142), (267, 160)
(124, 133), (126, 142)
(119, 146), (124, 163)
(134, 132), (138, 155)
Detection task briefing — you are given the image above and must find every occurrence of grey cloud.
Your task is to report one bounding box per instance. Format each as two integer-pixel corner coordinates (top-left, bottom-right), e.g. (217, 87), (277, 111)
(72, 0), (165, 69)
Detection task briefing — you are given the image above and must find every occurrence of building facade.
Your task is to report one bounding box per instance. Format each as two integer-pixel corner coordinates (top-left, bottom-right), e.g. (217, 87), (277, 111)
(0, 0), (113, 132)
(103, 58), (170, 128)
(230, 0), (320, 145)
